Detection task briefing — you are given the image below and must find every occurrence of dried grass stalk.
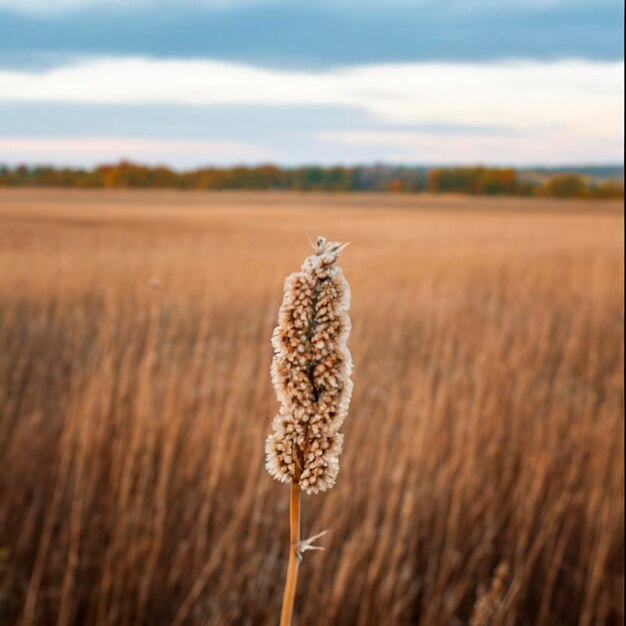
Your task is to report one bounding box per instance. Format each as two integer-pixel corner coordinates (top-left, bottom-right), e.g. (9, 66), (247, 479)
(265, 236), (353, 626)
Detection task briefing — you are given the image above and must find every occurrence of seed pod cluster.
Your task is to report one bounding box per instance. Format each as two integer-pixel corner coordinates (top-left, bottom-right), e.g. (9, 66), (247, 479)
(265, 237), (353, 494)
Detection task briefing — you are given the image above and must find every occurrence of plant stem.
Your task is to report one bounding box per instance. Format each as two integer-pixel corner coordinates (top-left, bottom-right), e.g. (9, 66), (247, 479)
(279, 480), (301, 626)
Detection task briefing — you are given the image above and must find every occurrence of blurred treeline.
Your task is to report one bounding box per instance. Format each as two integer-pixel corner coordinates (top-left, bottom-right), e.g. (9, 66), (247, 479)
(0, 162), (623, 198)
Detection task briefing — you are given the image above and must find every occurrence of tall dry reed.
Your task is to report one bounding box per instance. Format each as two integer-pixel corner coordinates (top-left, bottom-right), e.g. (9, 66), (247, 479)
(0, 190), (622, 626)
(265, 237), (353, 625)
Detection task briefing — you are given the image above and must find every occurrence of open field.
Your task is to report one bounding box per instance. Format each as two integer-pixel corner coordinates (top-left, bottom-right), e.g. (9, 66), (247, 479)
(0, 190), (623, 626)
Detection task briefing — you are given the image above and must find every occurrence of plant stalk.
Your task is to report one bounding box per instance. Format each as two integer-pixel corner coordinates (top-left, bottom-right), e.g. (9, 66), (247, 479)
(279, 480), (301, 626)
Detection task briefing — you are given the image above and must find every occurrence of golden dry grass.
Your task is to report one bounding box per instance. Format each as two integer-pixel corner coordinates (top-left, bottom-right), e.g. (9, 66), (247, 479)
(0, 189), (623, 626)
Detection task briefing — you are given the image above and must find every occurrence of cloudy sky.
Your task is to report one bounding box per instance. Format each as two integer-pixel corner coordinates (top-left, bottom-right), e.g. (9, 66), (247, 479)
(0, 0), (623, 168)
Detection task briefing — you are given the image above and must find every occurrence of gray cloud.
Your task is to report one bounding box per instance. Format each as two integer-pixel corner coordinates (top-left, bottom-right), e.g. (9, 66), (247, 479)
(0, 1), (623, 70)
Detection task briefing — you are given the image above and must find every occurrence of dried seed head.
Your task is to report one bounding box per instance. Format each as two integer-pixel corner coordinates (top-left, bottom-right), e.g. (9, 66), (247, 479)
(265, 236), (353, 494)
(470, 562), (510, 626)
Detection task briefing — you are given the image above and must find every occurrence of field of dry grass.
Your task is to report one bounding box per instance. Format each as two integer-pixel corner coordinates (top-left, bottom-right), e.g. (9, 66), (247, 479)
(0, 189), (623, 626)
